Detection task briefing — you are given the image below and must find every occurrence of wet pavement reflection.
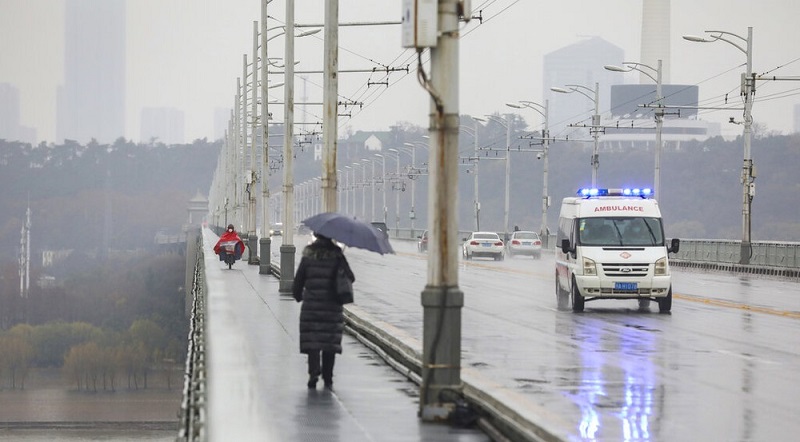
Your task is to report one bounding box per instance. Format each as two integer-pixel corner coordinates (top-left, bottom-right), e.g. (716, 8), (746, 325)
(344, 239), (800, 441)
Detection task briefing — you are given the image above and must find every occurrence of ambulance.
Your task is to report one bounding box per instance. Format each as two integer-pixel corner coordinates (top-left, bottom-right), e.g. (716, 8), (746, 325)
(555, 188), (680, 313)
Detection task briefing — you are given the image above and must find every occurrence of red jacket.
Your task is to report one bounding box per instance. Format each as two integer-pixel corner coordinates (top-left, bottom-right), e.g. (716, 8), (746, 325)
(214, 231), (245, 257)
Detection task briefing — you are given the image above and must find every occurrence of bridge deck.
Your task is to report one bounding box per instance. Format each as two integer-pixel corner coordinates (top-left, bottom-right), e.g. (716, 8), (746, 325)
(202, 230), (488, 441)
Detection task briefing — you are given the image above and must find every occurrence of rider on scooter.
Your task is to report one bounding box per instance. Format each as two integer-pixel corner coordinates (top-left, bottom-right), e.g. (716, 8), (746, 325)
(214, 224), (245, 263)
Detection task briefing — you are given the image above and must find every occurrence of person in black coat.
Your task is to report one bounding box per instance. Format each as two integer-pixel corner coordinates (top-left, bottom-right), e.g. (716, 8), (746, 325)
(292, 233), (355, 389)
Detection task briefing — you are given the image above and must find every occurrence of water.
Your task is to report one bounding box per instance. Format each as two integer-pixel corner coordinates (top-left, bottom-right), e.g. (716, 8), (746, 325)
(0, 428), (174, 441)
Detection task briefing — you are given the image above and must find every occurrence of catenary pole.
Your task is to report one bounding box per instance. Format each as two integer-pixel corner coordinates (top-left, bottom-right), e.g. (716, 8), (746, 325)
(419, 0), (464, 421)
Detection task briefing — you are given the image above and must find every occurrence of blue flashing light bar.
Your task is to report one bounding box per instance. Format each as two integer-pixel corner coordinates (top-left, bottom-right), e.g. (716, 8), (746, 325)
(577, 187), (653, 198)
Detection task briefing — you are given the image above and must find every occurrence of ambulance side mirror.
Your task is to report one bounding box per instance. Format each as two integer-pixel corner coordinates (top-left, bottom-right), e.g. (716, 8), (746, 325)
(668, 238), (680, 254)
(560, 239), (573, 255)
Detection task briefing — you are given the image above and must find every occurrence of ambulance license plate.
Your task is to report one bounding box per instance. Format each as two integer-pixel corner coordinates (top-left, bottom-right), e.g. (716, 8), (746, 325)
(615, 282), (638, 291)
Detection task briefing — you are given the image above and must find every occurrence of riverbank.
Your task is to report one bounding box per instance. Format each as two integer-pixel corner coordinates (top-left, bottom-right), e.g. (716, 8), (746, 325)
(0, 368), (181, 425)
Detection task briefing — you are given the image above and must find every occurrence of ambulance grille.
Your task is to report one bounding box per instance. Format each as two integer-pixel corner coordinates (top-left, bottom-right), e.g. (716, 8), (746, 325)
(602, 263), (650, 277)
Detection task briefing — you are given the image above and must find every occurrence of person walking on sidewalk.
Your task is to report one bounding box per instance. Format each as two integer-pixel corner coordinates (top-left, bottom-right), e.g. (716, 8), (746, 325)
(292, 233), (355, 390)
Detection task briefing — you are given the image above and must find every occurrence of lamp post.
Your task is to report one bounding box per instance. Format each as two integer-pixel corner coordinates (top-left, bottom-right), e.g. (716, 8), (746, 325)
(344, 165), (352, 215)
(486, 114), (512, 240)
(683, 27), (755, 264)
(360, 160), (369, 219)
(403, 142), (420, 232)
(375, 153), (387, 224)
(336, 169), (343, 211)
(367, 158), (376, 221)
(605, 60), (663, 196)
(279, 0), (296, 293)
(247, 21), (259, 265)
(388, 148), (401, 233)
(551, 82), (600, 187)
(470, 116), (485, 231)
(259, 0), (271, 274)
(506, 100), (550, 241)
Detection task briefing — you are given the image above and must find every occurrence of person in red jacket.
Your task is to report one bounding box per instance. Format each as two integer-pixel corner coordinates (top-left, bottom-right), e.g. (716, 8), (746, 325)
(214, 224), (245, 261)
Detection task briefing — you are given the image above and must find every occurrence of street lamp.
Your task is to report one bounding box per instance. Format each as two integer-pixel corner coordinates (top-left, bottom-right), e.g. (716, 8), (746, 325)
(605, 60), (664, 196)
(402, 142), (424, 233)
(366, 158), (376, 221)
(470, 116), (485, 231)
(683, 27), (755, 265)
(360, 159), (370, 220)
(387, 148), (402, 233)
(551, 82), (600, 187)
(506, 100), (550, 241)
(344, 165), (353, 215)
(375, 153), (387, 225)
(337, 168), (344, 212)
(485, 114), (512, 240)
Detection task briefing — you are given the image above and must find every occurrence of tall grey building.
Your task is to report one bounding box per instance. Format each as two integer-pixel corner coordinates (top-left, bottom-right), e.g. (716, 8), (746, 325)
(0, 82), (37, 144)
(0, 83), (21, 141)
(57, 0), (126, 144)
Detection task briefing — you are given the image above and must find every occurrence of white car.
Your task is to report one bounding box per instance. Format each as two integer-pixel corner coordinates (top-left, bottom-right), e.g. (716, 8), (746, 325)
(506, 231), (542, 259)
(462, 232), (504, 261)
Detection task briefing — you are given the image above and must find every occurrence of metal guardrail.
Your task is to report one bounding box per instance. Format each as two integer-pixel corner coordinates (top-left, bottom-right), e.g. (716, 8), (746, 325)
(177, 244), (207, 441)
(390, 228), (800, 277)
(670, 239), (800, 278)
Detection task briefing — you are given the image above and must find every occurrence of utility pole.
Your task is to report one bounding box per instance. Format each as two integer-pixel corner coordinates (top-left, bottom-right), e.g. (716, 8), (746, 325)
(741, 27), (754, 265)
(418, 0), (464, 421)
(322, 0), (339, 213)
(259, 0), (271, 274)
(248, 21), (259, 264)
(279, 0), (296, 293)
(503, 113), (511, 240)
(472, 117), (483, 231)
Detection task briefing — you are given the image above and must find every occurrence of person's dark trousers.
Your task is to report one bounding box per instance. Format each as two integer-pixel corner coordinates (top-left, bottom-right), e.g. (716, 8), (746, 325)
(321, 351), (335, 387)
(307, 351), (336, 388)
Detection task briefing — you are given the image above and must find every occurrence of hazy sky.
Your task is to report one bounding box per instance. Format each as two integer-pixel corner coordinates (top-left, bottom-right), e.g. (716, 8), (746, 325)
(1, 0), (798, 143)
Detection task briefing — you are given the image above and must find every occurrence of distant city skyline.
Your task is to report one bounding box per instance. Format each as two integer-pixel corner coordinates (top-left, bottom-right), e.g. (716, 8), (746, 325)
(1, 0), (798, 144)
(58, 0), (126, 144)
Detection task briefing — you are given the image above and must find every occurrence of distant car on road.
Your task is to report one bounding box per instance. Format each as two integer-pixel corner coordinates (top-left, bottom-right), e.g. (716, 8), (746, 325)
(269, 223), (283, 236)
(417, 230), (429, 252)
(506, 230), (542, 259)
(462, 231), (504, 261)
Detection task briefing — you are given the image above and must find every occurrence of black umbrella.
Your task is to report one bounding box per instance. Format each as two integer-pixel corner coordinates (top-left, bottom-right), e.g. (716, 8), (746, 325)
(302, 212), (395, 255)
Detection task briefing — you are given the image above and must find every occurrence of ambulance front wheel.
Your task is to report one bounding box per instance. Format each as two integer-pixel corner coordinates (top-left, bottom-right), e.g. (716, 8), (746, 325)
(658, 288), (672, 314)
(571, 279), (585, 313)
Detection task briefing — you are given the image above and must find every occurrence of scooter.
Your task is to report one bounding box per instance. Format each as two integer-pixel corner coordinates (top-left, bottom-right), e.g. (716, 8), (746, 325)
(218, 241), (242, 269)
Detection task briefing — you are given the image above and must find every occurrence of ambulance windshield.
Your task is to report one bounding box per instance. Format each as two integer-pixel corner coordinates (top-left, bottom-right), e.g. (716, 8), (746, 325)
(578, 217), (664, 247)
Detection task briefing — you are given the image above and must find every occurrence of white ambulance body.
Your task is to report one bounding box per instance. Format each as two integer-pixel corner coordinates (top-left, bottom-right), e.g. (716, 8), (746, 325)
(555, 188), (680, 313)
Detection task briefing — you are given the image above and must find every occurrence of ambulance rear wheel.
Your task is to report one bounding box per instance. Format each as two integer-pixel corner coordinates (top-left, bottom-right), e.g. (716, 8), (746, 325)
(571, 280), (584, 313)
(556, 276), (570, 311)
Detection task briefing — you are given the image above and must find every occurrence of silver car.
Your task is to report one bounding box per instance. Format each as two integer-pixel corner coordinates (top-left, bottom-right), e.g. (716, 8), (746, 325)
(506, 230), (542, 259)
(462, 232), (505, 261)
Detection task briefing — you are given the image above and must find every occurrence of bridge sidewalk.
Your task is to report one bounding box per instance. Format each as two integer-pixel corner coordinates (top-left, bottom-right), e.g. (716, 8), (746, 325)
(202, 230), (488, 441)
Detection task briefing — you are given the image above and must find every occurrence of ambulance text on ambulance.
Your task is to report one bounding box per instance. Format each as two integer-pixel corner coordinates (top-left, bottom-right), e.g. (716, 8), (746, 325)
(594, 206), (644, 212)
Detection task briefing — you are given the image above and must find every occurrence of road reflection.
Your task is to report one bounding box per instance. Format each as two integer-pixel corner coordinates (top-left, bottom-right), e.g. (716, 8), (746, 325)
(557, 313), (660, 441)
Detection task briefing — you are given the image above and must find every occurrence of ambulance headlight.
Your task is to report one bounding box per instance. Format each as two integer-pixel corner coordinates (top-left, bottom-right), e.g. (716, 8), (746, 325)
(654, 257), (668, 276)
(582, 256), (597, 276)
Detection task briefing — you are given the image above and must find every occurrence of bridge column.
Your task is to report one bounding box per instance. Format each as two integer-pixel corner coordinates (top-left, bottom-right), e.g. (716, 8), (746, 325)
(279, 244), (295, 293)
(259, 237), (272, 274)
(418, 0), (463, 421)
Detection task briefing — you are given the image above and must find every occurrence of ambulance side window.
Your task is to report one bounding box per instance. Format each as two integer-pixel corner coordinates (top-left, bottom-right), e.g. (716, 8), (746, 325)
(557, 217), (575, 250)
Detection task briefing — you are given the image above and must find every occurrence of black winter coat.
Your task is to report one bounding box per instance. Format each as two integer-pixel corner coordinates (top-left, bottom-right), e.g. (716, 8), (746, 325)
(292, 240), (355, 354)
